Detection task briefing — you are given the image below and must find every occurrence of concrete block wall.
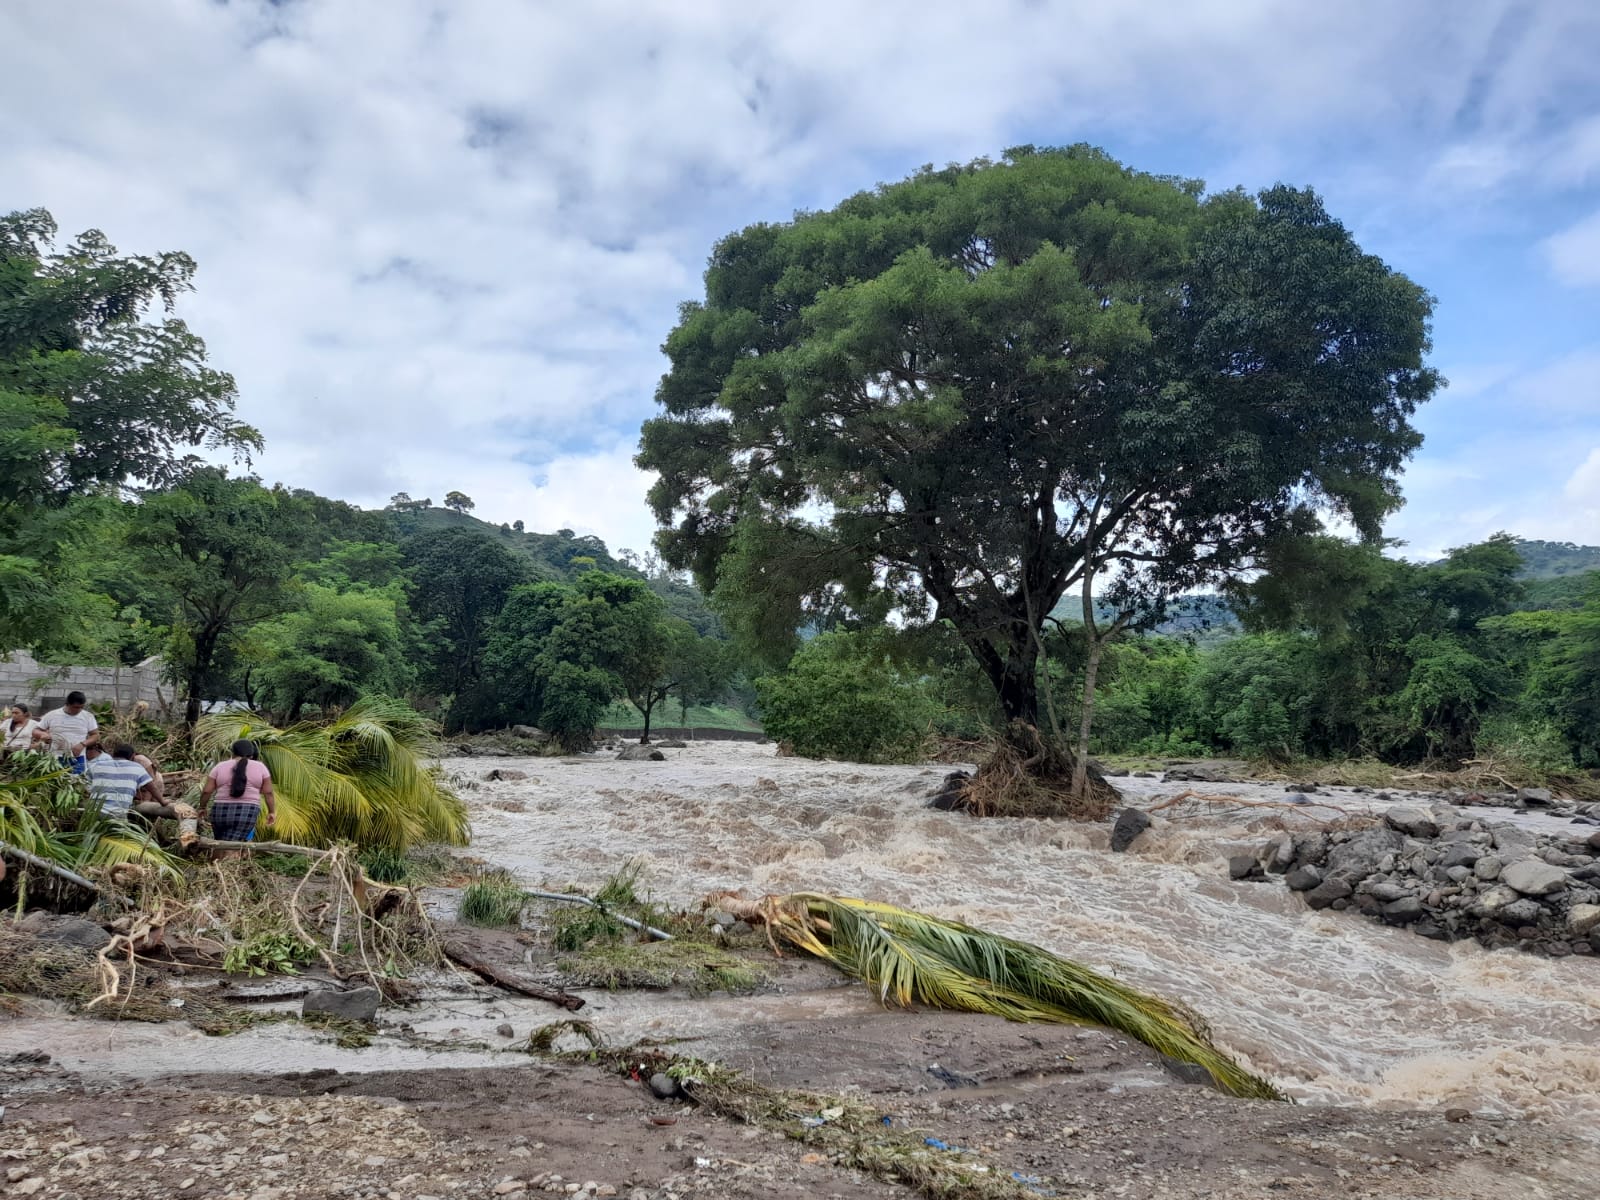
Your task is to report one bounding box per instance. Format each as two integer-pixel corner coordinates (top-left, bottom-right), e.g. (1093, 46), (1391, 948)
(1, 651), (172, 716)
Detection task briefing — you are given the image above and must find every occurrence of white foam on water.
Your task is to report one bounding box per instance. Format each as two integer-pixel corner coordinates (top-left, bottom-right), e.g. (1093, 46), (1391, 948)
(457, 743), (1600, 1125)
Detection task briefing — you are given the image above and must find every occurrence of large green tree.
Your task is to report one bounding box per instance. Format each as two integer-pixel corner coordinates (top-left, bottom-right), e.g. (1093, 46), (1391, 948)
(639, 146), (1439, 787)
(0, 208), (258, 657)
(404, 528), (530, 725)
(479, 571), (674, 749)
(128, 469), (300, 724)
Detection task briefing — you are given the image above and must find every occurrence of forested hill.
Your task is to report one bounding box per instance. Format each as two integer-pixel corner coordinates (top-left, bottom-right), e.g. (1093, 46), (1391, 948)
(1509, 539), (1600, 579)
(1059, 539), (1600, 641)
(388, 505), (720, 634)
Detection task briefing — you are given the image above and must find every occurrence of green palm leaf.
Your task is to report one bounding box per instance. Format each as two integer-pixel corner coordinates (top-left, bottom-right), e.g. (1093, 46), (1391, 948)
(760, 893), (1282, 1101)
(193, 700), (468, 851)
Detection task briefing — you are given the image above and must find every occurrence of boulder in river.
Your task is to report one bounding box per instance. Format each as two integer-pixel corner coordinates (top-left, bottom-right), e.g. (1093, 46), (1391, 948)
(1384, 806), (1437, 838)
(1228, 855), (1264, 881)
(618, 745), (666, 762)
(1569, 904), (1600, 936)
(1500, 859), (1567, 897)
(1109, 808), (1152, 853)
(1304, 878), (1353, 909)
(303, 986), (381, 1024)
(1285, 864), (1323, 892)
(1382, 897), (1424, 924)
(1325, 826), (1405, 883)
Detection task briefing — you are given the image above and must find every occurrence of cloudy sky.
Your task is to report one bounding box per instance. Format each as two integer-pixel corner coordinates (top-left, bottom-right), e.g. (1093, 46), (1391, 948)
(6, 0), (1598, 559)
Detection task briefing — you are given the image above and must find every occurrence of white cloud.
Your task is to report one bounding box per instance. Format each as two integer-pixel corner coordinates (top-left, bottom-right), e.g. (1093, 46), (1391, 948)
(1541, 210), (1600, 286)
(4, 0), (1599, 558)
(1554, 447), (1600, 543)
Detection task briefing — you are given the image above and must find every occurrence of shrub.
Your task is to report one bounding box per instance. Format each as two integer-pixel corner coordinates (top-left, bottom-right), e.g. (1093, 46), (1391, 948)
(756, 633), (937, 763)
(460, 869), (526, 927)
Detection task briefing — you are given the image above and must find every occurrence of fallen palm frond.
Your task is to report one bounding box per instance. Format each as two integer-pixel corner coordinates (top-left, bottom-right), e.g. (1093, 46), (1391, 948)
(1, 751), (180, 887)
(195, 697), (469, 852)
(712, 891), (1281, 1101)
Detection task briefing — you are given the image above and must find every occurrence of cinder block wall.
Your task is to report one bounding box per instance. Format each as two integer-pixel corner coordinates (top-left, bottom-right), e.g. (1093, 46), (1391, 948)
(1, 652), (170, 715)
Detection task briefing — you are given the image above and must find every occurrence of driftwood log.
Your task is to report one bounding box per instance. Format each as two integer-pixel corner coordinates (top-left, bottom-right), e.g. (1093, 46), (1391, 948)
(0, 839), (101, 893)
(442, 935), (586, 1011)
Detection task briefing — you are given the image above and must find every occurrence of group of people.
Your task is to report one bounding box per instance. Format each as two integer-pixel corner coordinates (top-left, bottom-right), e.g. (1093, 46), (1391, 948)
(1, 691), (277, 841)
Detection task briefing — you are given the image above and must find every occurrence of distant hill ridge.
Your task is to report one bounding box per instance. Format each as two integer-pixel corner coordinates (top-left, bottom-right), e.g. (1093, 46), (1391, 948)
(1506, 539), (1600, 579)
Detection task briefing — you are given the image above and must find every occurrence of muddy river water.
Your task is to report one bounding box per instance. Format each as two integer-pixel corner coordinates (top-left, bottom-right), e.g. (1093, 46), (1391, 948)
(458, 743), (1600, 1128)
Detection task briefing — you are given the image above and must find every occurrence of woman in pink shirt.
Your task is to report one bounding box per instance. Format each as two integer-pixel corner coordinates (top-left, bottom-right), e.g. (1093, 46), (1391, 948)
(201, 738), (277, 849)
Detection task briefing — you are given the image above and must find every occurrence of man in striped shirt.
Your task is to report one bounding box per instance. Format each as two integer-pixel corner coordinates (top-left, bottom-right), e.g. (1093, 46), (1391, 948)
(83, 742), (159, 819)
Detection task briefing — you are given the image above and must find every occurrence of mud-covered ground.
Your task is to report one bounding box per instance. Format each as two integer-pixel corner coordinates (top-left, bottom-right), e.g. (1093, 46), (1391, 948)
(5, 965), (1598, 1200)
(5, 742), (1600, 1199)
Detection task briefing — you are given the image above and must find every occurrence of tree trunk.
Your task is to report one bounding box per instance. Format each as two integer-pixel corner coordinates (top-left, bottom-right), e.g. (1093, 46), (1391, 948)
(989, 638), (1040, 727)
(1072, 637), (1106, 800)
(184, 627), (220, 727)
(639, 696), (653, 744)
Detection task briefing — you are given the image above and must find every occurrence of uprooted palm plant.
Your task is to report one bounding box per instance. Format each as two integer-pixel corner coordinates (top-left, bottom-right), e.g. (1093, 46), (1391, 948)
(194, 697), (469, 852)
(1, 750), (180, 885)
(712, 891), (1281, 1101)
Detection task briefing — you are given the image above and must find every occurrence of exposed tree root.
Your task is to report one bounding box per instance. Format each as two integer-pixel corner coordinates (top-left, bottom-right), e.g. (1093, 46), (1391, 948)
(929, 723), (1119, 820)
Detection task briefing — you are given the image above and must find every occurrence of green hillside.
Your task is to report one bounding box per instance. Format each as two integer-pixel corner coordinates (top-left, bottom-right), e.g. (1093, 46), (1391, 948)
(389, 506), (720, 634)
(1510, 539), (1600, 579)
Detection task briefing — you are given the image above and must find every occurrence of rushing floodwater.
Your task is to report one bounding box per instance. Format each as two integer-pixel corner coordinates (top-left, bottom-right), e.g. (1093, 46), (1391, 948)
(458, 743), (1600, 1126)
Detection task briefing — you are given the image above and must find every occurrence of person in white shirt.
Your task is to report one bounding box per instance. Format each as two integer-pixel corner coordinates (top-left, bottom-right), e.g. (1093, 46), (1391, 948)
(33, 691), (98, 773)
(1, 703), (40, 757)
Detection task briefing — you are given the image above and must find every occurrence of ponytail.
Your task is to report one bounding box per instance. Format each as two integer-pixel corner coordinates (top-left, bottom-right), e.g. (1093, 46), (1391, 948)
(229, 739), (257, 799)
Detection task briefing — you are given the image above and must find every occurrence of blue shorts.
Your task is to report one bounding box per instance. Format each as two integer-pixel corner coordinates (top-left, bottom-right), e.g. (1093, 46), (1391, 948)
(64, 754), (86, 775)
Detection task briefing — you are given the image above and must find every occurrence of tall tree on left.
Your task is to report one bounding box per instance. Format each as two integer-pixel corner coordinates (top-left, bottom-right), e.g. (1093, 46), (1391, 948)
(0, 208), (259, 656)
(128, 470), (301, 726)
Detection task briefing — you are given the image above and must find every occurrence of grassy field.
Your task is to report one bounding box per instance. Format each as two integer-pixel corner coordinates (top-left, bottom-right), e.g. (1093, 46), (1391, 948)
(597, 700), (762, 733)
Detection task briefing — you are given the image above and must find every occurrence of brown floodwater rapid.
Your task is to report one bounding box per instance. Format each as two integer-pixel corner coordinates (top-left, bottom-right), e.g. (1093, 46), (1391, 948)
(460, 743), (1600, 1128)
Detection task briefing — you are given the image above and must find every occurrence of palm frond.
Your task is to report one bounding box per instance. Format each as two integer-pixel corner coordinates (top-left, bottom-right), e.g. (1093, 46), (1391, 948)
(747, 893), (1282, 1101)
(193, 702), (468, 852)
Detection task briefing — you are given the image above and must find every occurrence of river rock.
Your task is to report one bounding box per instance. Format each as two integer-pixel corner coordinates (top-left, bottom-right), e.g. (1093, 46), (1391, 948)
(1497, 898), (1544, 926)
(1501, 859), (1567, 897)
(1285, 864), (1323, 892)
(302, 986), (381, 1023)
(1382, 897), (1424, 924)
(1439, 843), (1481, 870)
(1445, 866), (1474, 884)
(509, 725), (549, 742)
(1367, 881), (1410, 903)
(1110, 808), (1153, 852)
(1325, 827), (1406, 883)
(1469, 885), (1519, 917)
(617, 745), (665, 761)
(1516, 787), (1553, 806)
(1265, 832), (1295, 873)
(647, 1072), (679, 1099)
(654, 738), (689, 749)
(1291, 832), (1330, 866)
(1384, 806), (1438, 838)
(1228, 855), (1263, 881)
(1491, 825), (1536, 858)
(1475, 854), (1502, 881)
(484, 768), (528, 782)
(1589, 831), (1600, 853)
(1304, 878), (1354, 910)
(1568, 904), (1600, 936)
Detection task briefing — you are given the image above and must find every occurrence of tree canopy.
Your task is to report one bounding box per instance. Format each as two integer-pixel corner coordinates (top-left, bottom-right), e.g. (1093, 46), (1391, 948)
(639, 146), (1440, 738)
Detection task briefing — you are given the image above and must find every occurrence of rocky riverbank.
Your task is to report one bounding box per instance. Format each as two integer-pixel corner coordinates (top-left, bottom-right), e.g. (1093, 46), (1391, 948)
(1225, 799), (1600, 957)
